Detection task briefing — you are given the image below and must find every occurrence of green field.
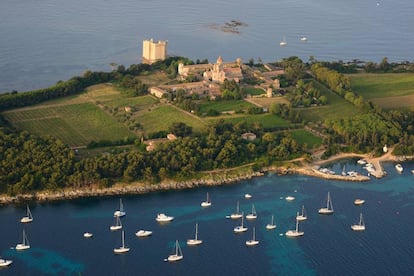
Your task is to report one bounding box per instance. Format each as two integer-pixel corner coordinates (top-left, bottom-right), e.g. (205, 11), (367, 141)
(297, 81), (361, 122)
(4, 103), (135, 147)
(243, 87), (266, 96)
(289, 129), (323, 149)
(206, 113), (291, 129)
(139, 105), (207, 134)
(199, 100), (255, 114)
(349, 73), (414, 109)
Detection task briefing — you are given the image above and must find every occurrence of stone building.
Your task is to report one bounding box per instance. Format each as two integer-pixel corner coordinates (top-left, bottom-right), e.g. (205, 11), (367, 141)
(142, 39), (167, 64)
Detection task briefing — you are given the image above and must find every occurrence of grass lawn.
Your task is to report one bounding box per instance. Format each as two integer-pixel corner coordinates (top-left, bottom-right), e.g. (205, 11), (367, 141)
(289, 129), (323, 149)
(349, 73), (414, 109)
(243, 87), (266, 96)
(297, 81), (361, 122)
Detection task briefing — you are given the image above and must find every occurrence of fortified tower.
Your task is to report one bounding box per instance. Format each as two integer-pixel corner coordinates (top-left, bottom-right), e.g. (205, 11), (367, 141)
(142, 39), (168, 64)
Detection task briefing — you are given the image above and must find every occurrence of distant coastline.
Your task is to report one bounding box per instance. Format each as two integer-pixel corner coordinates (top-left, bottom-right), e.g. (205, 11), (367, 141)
(1, 148), (408, 205)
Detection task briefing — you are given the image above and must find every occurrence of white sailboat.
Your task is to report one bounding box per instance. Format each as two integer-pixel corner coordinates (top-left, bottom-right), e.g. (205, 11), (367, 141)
(136, 230), (152, 237)
(246, 204), (257, 220)
(280, 36), (287, 46)
(187, 223), (202, 245)
(246, 227), (259, 246)
(167, 240), (183, 262)
(156, 213), (174, 222)
(296, 205), (307, 221)
(113, 230), (130, 254)
(0, 257), (13, 267)
(266, 215), (276, 230)
(113, 198), (126, 217)
(230, 201), (243, 219)
(351, 213), (366, 231)
(201, 192), (212, 207)
(110, 216), (122, 231)
(285, 212), (304, 237)
(234, 212), (248, 233)
(318, 192), (334, 215)
(20, 205), (33, 223)
(15, 229), (30, 250)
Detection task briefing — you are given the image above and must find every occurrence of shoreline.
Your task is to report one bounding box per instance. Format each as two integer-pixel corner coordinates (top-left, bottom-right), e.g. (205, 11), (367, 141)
(0, 149), (408, 205)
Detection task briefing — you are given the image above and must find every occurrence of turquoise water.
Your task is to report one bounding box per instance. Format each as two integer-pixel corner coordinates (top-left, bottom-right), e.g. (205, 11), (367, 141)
(1, 160), (414, 275)
(1, 0), (414, 91)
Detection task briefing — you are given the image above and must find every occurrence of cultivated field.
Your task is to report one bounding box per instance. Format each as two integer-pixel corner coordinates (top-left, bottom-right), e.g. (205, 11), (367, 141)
(349, 73), (414, 109)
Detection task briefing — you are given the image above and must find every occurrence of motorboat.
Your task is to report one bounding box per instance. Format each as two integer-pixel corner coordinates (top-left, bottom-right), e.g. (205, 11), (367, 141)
(136, 230), (152, 237)
(156, 213), (174, 222)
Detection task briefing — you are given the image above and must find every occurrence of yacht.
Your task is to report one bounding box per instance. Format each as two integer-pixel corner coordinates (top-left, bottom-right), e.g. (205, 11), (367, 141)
(0, 258), (13, 267)
(135, 230), (152, 237)
(296, 205), (307, 221)
(167, 240), (183, 262)
(201, 192), (212, 207)
(234, 212), (248, 233)
(156, 213), (174, 222)
(113, 198), (126, 217)
(113, 230), (130, 254)
(187, 223), (202, 245)
(266, 215), (276, 230)
(244, 194), (252, 199)
(351, 213), (365, 231)
(230, 201), (243, 219)
(246, 227), (259, 246)
(83, 232), (93, 238)
(318, 192), (334, 215)
(15, 229), (30, 250)
(246, 204), (257, 220)
(280, 36), (287, 46)
(300, 36), (307, 41)
(20, 204), (33, 223)
(285, 213), (304, 237)
(285, 196), (295, 201)
(354, 199), (365, 205)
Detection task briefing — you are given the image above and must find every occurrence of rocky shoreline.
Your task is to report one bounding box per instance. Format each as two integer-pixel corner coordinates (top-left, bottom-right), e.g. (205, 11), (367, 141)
(0, 160), (377, 205)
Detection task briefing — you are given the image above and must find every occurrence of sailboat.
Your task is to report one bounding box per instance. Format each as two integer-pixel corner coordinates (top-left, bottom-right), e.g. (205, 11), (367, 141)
(266, 215), (276, 230)
(234, 212), (248, 233)
(113, 198), (126, 217)
(187, 223), (202, 245)
(20, 205), (33, 223)
(15, 229), (30, 250)
(246, 204), (257, 220)
(246, 227), (259, 246)
(201, 192), (212, 207)
(318, 192), (334, 215)
(110, 216), (122, 231)
(113, 230), (130, 254)
(341, 165), (347, 176)
(351, 213), (366, 231)
(296, 205), (307, 221)
(167, 240), (183, 262)
(0, 257), (13, 267)
(230, 201), (243, 219)
(280, 36), (287, 46)
(285, 212), (304, 237)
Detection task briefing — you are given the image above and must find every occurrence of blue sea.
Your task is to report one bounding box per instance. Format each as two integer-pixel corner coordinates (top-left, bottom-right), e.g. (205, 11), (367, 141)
(1, 0), (414, 92)
(2, 160), (414, 275)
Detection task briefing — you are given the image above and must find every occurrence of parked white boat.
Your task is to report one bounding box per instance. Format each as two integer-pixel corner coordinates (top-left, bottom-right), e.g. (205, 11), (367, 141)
(135, 230), (152, 237)
(395, 163), (403, 173)
(285, 196), (295, 201)
(83, 232), (93, 238)
(187, 223), (202, 245)
(357, 159), (367, 165)
(230, 201), (243, 219)
(113, 230), (130, 254)
(110, 216), (122, 231)
(411, 169), (414, 174)
(296, 205), (307, 221)
(234, 212), (248, 233)
(285, 213), (304, 237)
(0, 258), (13, 267)
(156, 213), (174, 222)
(266, 215), (276, 230)
(15, 229), (30, 250)
(244, 193), (252, 199)
(351, 213), (365, 231)
(246, 227), (259, 246)
(113, 198), (126, 217)
(354, 199), (365, 205)
(300, 36), (308, 41)
(20, 204), (33, 223)
(318, 192), (334, 215)
(246, 204), (257, 220)
(201, 192), (212, 207)
(167, 240), (183, 262)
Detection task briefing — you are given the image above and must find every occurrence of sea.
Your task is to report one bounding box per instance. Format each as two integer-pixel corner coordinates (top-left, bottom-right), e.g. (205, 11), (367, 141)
(1, 0), (414, 92)
(2, 160), (414, 275)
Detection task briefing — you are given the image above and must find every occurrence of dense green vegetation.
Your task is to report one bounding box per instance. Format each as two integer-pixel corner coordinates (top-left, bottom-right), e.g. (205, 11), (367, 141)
(2, 56), (414, 196)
